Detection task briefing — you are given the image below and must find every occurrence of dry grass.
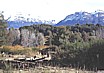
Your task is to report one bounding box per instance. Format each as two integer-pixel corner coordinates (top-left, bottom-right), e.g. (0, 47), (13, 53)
(0, 45), (38, 57)
(58, 26), (66, 29)
(36, 45), (50, 50)
(0, 45), (51, 57)
(0, 67), (96, 73)
(2, 45), (24, 51)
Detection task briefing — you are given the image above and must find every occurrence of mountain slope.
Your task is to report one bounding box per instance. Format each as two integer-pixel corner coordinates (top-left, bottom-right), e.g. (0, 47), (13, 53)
(6, 14), (55, 28)
(56, 10), (104, 26)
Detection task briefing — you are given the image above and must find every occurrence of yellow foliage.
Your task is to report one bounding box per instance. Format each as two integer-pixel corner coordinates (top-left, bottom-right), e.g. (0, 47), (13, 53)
(36, 45), (50, 50)
(0, 45), (38, 56)
(3, 45), (24, 51)
(58, 26), (66, 29)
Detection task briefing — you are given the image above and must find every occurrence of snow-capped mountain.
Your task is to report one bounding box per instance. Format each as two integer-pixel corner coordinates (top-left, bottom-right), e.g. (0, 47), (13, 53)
(6, 14), (55, 28)
(56, 10), (104, 26)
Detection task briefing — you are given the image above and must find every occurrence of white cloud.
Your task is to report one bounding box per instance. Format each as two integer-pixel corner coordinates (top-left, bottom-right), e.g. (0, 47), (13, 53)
(0, 0), (104, 22)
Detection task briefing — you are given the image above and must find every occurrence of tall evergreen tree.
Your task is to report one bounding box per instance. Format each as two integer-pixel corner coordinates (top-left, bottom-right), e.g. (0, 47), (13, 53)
(0, 11), (8, 46)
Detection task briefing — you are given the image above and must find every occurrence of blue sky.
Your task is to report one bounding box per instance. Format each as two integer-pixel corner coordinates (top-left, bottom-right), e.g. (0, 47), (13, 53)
(0, 0), (104, 22)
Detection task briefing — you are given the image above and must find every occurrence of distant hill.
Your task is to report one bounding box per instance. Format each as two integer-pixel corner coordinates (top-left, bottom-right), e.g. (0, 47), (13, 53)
(56, 10), (104, 26)
(6, 14), (55, 28)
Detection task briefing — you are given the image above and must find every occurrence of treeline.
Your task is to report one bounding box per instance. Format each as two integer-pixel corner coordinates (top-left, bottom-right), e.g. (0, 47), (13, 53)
(0, 12), (8, 46)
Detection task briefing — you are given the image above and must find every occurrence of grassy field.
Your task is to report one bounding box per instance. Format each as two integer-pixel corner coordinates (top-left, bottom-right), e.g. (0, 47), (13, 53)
(0, 66), (96, 73)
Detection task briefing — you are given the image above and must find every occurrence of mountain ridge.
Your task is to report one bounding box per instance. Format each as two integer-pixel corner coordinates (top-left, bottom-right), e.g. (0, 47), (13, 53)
(6, 13), (56, 28)
(56, 10), (104, 26)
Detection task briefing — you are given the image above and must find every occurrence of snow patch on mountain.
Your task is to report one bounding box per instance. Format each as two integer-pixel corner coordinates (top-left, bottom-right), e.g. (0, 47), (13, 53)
(6, 13), (56, 28)
(56, 10), (104, 26)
